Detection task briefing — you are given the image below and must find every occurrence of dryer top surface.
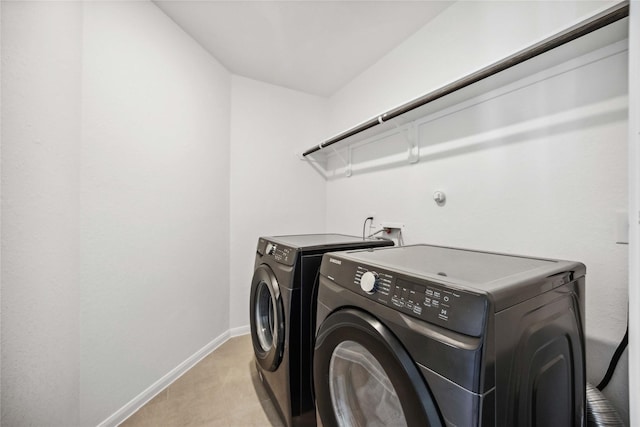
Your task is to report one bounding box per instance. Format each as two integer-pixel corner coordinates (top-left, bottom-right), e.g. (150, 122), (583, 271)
(265, 234), (391, 251)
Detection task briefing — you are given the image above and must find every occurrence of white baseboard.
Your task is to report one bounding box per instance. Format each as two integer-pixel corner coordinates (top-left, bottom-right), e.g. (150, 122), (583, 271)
(98, 330), (232, 427)
(230, 324), (250, 337)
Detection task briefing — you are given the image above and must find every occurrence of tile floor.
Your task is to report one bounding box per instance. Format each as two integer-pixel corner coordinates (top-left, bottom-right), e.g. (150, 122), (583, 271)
(120, 334), (284, 427)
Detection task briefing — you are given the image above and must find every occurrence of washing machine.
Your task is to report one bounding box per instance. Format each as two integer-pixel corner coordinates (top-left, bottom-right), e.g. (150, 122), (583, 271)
(250, 234), (394, 427)
(314, 244), (586, 427)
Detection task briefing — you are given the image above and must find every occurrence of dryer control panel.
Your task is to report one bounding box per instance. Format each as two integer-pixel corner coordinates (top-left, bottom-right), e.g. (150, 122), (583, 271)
(323, 256), (488, 337)
(257, 238), (296, 266)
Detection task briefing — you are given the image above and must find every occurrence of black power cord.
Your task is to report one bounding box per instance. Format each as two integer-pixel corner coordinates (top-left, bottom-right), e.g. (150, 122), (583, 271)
(362, 217), (373, 240)
(596, 321), (629, 391)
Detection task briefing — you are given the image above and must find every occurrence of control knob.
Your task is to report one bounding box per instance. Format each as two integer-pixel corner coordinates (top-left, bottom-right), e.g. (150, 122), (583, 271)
(265, 243), (276, 256)
(360, 271), (379, 294)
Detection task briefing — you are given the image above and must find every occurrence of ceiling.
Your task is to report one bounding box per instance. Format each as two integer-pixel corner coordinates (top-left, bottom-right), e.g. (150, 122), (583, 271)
(153, 1), (453, 97)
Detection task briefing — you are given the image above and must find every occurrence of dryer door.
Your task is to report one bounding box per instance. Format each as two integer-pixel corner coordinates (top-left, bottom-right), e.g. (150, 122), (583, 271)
(314, 308), (443, 427)
(250, 264), (285, 371)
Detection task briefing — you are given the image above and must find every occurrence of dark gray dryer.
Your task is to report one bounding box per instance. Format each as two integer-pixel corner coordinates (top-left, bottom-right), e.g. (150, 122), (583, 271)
(250, 234), (393, 427)
(314, 244), (586, 427)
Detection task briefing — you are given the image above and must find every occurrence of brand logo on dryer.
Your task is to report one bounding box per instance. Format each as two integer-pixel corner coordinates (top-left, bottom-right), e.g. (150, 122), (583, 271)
(329, 258), (342, 265)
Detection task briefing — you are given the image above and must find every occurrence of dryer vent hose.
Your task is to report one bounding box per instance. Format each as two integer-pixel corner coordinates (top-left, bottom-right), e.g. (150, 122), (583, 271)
(586, 382), (625, 427)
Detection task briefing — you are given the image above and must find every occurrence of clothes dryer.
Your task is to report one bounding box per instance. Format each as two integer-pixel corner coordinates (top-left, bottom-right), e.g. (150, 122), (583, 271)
(314, 244), (586, 427)
(250, 234), (393, 427)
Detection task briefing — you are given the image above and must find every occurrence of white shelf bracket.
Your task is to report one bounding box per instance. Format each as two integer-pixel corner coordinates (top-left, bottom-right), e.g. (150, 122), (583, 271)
(407, 123), (419, 164)
(390, 120), (419, 164)
(331, 146), (352, 177)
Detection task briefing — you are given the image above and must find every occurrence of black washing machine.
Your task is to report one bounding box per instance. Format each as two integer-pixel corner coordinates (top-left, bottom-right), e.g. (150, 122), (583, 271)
(314, 244), (586, 427)
(249, 234), (393, 427)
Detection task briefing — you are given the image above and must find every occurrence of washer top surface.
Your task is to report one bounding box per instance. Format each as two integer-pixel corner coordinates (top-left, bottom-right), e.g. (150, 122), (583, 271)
(266, 233), (389, 250)
(342, 244), (557, 284)
(332, 245), (585, 309)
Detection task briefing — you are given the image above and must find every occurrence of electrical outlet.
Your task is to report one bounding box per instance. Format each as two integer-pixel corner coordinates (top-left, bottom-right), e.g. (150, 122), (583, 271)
(366, 213), (377, 229)
(363, 213), (377, 238)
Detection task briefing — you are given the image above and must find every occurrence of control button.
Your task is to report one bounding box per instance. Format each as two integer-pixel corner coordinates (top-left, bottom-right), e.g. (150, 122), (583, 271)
(360, 271), (379, 294)
(265, 243), (276, 255)
(444, 296), (450, 302)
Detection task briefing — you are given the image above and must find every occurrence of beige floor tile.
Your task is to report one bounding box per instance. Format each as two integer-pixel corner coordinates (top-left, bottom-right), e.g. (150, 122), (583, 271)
(120, 334), (284, 427)
(120, 390), (168, 425)
(223, 402), (276, 427)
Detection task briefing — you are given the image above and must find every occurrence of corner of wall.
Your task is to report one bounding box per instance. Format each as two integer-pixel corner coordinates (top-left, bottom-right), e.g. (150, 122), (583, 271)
(627, 3), (640, 426)
(228, 75), (330, 332)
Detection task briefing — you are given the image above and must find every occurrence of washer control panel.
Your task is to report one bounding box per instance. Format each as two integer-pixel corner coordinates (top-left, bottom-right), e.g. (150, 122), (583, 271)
(328, 259), (487, 337)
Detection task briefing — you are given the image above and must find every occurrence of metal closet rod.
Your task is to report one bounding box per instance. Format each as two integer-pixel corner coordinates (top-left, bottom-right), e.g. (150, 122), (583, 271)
(302, 1), (630, 158)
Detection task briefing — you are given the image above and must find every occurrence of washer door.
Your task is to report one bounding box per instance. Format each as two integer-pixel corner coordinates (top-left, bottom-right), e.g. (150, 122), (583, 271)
(314, 308), (443, 427)
(250, 264), (285, 371)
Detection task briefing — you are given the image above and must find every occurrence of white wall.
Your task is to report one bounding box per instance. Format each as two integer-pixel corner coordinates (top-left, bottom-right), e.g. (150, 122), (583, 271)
(324, 1), (629, 422)
(627, 3), (640, 426)
(2, 0), (232, 425)
(229, 76), (327, 329)
(1, 2), (82, 425)
(79, 2), (231, 425)
(328, 1), (620, 136)
(1, 4), (3, 420)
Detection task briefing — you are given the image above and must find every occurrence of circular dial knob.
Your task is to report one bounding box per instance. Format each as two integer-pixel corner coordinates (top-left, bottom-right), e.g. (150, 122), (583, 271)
(265, 243), (276, 255)
(360, 271), (379, 294)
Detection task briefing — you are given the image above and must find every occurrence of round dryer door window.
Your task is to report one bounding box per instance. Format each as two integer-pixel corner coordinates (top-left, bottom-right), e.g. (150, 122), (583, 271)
(314, 308), (442, 427)
(330, 340), (406, 426)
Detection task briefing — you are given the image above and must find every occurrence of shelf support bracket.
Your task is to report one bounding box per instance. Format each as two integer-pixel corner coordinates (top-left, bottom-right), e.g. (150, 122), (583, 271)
(407, 123), (419, 164)
(331, 146), (352, 177)
(389, 120), (419, 164)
